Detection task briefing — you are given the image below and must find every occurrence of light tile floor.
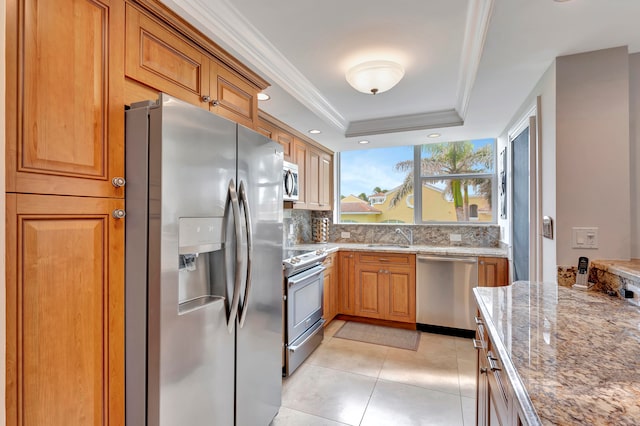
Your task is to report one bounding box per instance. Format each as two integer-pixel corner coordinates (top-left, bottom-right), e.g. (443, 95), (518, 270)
(271, 320), (477, 426)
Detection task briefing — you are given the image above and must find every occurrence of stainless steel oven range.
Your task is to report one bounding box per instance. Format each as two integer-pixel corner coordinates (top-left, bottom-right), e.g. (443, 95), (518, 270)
(282, 248), (328, 376)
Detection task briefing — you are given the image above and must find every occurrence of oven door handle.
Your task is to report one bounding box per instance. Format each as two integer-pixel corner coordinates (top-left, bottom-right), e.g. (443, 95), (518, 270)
(238, 180), (253, 328)
(287, 265), (326, 286)
(289, 319), (325, 352)
(226, 179), (243, 333)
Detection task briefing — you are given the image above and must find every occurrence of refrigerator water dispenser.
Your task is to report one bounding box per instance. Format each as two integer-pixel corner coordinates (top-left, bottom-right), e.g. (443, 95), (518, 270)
(178, 217), (225, 314)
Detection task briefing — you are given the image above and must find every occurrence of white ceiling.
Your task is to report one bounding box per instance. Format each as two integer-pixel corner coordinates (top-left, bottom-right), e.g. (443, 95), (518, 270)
(161, 0), (640, 152)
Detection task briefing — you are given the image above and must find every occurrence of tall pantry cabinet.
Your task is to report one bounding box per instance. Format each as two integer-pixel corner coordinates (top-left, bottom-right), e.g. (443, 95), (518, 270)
(5, 0), (125, 425)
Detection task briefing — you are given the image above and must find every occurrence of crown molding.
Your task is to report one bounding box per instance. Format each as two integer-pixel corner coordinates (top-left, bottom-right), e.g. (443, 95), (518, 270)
(170, 0), (348, 131)
(456, 0), (495, 119)
(345, 110), (463, 138)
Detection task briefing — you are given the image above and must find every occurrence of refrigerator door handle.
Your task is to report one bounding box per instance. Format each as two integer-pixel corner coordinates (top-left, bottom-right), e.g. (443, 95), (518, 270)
(238, 180), (253, 328)
(226, 179), (243, 333)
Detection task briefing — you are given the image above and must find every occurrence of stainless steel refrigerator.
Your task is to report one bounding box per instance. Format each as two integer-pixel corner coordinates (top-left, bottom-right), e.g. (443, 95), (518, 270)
(125, 94), (283, 425)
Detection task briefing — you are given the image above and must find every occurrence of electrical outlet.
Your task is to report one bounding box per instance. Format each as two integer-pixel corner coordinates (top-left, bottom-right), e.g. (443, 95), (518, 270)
(625, 283), (640, 307)
(341, 231), (350, 239)
(449, 233), (462, 242)
(572, 227), (598, 249)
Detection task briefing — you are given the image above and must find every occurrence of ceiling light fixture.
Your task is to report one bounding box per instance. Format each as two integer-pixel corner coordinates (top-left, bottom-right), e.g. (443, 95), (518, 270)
(308, 129), (321, 134)
(257, 93), (270, 101)
(345, 60), (405, 95)
(427, 133), (441, 138)
(358, 140), (369, 144)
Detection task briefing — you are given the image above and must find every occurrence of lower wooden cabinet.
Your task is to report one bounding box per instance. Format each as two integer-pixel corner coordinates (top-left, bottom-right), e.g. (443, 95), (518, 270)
(5, 194), (125, 426)
(475, 310), (521, 426)
(338, 251), (356, 315)
(322, 253), (339, 325)
(353, 253), (416, 323)
(478, 256), (509, 287)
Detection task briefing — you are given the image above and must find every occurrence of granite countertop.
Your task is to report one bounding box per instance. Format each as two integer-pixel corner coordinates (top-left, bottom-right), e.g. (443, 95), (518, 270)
(474, 281), (640, 425)
(288, 242), (508, 258)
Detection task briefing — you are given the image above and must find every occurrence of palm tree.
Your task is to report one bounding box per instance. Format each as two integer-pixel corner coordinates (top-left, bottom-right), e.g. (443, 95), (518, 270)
(390, 142), (493, 221)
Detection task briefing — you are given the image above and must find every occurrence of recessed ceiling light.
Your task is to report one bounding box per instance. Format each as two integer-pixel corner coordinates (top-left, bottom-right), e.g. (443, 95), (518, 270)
(358, 140), (369, 144)
(308, 129), (321, 134)
(257, 93), (270, 101)
(427, 133), (441, 138)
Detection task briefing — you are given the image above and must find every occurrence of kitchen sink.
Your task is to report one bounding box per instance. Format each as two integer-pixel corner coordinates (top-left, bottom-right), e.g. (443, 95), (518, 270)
(366, 244), (410, 248)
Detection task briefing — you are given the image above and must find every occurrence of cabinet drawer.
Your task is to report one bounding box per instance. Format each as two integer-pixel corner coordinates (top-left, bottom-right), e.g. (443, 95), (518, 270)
(356, 252), (413, 266)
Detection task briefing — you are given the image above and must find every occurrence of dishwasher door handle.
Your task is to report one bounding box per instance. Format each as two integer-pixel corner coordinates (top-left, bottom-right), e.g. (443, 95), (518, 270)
(417, 255), (477, 264)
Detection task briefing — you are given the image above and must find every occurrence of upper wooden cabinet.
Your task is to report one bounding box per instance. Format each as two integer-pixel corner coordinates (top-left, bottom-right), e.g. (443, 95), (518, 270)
(293, 142), (333, 210)
(124, 2), (263, 128)
(292, 138), (308, 208)
(478, 257), (509, 287)
(6, 0), (125, 198)
(256, 117), (293, 161)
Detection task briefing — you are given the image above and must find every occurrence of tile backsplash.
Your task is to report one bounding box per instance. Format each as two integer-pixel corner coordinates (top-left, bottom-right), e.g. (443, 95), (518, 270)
(283, 209), (501, 248)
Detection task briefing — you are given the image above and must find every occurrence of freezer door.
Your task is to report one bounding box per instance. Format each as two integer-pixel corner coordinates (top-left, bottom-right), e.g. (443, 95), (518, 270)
(235, 124), (284, 426)
(148, 94), (237, 426)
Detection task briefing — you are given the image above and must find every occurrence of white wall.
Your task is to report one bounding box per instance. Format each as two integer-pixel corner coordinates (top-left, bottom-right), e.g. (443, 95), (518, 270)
(498, 63), (557, 282)
(630, 53), (640, 259)
(556, 47), (631, 265)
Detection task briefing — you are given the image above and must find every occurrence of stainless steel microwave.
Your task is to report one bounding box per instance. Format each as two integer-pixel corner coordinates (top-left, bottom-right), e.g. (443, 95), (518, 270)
(283, 161), (299, 202)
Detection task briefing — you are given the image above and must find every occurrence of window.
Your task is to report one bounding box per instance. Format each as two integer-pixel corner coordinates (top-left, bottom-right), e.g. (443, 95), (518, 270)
(338, 139), (496, 224)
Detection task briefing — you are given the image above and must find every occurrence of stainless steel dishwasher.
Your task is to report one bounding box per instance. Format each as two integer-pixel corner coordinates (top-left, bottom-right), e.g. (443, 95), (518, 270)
(416, 255), (478, 335)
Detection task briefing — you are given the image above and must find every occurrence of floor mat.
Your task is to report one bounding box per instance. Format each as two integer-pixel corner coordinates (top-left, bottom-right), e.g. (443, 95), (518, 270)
(333, 321), (420, 351)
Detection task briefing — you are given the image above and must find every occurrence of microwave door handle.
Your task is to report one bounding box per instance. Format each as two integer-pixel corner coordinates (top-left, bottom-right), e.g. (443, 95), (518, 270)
(226, 179), (243, 333)
(284, 170), (293, 196)
(238, 180), (253, 328)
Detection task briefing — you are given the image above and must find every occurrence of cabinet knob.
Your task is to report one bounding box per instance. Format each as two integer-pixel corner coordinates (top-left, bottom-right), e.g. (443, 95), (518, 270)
(111, 177), (126, 188)
(201, 95), (212, 103)
(211, 99), (220, 107)
(480, 367), (487, 374)
(112, 209), (126, 219)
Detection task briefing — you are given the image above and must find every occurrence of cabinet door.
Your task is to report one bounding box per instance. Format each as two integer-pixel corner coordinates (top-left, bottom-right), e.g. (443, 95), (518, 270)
(276, 132), (293, 162)
(386, 266), (416, 323)
(338, 252), (356, 315)
(354, 264), (385, 319)
(292, 139), (308, 208)
(318, 152), (333, 210)
(306, 147), (321, 209)
(125, 3), (210, 108)
(209, 64), (258, 128)
(478, 257), (509, 287)
(322, 254), (337, 324)
(476, 347), (489, 426)
(6, 194), (125, 426)
(7, 0), (125, 198)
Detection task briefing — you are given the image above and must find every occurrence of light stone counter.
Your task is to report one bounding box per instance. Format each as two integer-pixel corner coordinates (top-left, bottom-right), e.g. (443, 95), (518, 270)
(288, 242), (508, 258)
(474, 281), (640, 425)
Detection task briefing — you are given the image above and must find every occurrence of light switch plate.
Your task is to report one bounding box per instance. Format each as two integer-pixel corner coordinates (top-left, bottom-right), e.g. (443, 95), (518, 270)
(449, 233), (462, 242)
(340, 231), (350, 239)
(572, 227), (598, 249)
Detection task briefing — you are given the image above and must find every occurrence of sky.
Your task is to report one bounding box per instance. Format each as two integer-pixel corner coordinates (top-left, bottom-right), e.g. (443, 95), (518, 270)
(339, 139), (495, 197)
(340, 146), (413, 197)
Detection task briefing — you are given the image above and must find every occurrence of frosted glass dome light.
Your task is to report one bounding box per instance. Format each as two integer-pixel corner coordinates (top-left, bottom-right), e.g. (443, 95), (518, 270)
(345, 60), (405, 95)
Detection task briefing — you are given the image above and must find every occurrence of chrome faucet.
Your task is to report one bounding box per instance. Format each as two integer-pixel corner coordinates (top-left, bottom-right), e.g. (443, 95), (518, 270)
(395, 228), (413, 245)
